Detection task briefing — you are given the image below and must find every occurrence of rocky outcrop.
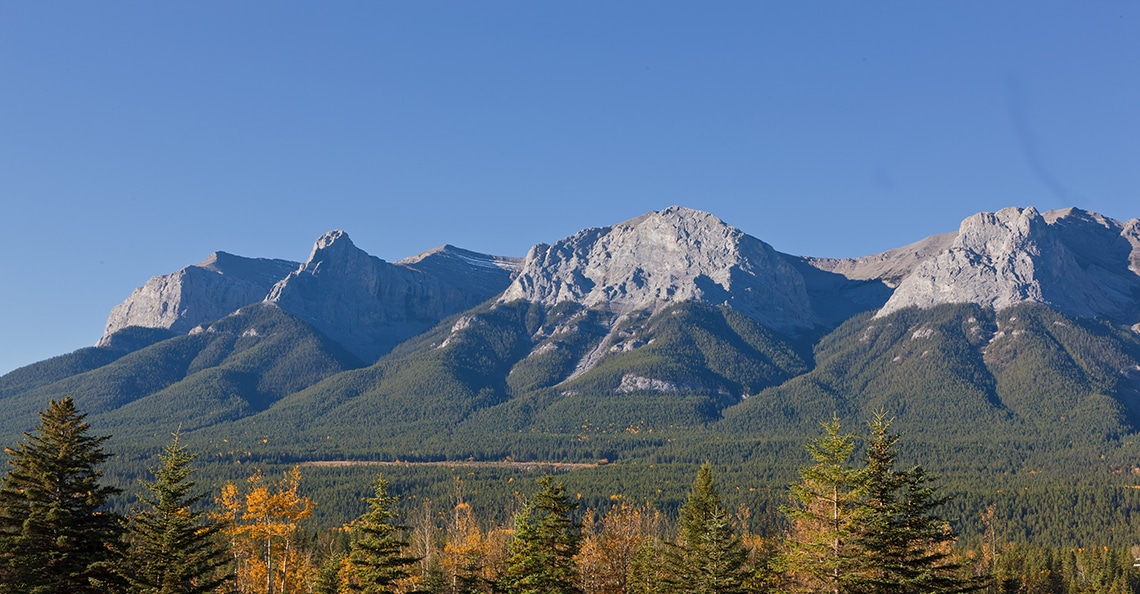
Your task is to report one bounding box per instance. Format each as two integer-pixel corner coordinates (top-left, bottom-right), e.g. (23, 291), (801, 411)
(877, 207), (1140, 322)
(1123, 217), (1140, 274)
(267, 231), (520, 361)
(98, 252), (298, 345)
(500, 206), (821, 330)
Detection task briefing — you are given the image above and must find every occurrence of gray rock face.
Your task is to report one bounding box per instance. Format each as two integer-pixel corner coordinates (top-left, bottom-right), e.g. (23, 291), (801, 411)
(267, 231), (520, 361)
(878, 207), (1140, 322)
(98, 252), (299, 345)
(500, 206), (820, 330)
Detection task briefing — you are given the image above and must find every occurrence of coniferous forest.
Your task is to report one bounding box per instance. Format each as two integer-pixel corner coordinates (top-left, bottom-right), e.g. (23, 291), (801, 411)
(4, 397), (1140, 593)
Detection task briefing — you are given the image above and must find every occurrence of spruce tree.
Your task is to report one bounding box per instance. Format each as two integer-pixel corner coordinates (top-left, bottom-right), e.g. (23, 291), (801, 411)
(663, 463), (748, 594)
(120, 432), (231, 594)
(856, 414), (979, 594)
(343, 474), (419, 593)
(500, 475), (582, 594)
(0, 397), (122, 593)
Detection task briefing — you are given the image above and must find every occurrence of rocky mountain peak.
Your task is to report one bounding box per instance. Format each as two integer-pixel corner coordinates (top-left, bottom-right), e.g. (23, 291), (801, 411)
(877, 206), (1140, 322)
(500, 206), (820, 330)
(310, 229), (353, 253)
(300, 229), (380, 272)
(98, 253), (299, 345)
(266, 232), (518, 361)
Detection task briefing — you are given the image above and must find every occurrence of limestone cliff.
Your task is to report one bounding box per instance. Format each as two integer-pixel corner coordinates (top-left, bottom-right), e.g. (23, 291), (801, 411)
(98, 252), (298, 345)
(877, 207), (1140, 322)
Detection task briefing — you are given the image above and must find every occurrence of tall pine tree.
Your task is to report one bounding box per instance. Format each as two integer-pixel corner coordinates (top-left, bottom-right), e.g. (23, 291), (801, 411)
(120, 432), (231, 594)
(343, 473), (419, 593)
(500, 475), (582, 594)
(778, 416), (866, 594)
(663, 463), (749, 594)
(0, 397), (122, 593)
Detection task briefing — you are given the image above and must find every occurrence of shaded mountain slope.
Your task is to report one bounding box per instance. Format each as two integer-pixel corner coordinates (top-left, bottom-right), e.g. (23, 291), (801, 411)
(0, 304), (363, 446)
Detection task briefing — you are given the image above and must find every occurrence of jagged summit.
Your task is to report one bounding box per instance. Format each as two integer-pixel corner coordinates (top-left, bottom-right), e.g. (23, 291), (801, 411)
(500, 206), (820, 330)
(265, 231), (518, 361)
(877, 206), (1140, 322)
(305, 229), (361, 261)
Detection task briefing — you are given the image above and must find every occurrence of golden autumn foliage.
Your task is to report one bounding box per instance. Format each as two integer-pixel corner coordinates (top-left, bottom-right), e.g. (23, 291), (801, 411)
(575, 502), (667, 594)
(213, 465), (316, 594)
(435, 501), (513, 593)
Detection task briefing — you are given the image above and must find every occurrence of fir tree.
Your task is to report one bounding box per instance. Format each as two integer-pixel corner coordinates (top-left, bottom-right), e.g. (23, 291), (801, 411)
(500, 475), (582, 594)
(0, 397), (122, 593)
(343, 474), (419, 593)
(663, 463), (749, 594)
(120, 432), (231, 594)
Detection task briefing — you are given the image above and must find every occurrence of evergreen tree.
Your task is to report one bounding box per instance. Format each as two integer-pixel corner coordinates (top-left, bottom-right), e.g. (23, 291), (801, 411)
(0, 397), (122, 593)
(627, 542), (667, 594)
(663, 463), (748, 594)
(311, 552), (346, 594)
(343, 474), (419, 593)
(856, 414), (980, 594)
(120, 432), (231, 594)
(499, 475), (582, 594)
(778, 416), (865, 594)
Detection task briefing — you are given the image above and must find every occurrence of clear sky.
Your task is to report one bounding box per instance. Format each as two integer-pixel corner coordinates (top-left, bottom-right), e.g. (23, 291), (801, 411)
(1, 2), (1137, 375)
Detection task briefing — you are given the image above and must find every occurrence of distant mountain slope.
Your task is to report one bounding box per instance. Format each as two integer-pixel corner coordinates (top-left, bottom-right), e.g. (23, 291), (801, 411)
(0, 326), (175, 400)
(0, 304), (363, 445)
(718, 302), (1140, 442)
(803, 231), (958, 286)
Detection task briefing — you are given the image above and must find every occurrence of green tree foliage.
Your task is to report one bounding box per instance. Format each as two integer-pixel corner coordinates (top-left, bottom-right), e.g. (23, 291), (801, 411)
(778, 416), (865, 594)
(987, 543), (1140, 594)
(120, 432), (231, 594)
(663, 463), (748, 594)
(0, 396), (122, 593)
(500, 475), (583, 594)
(856, 413), (979, 594)
(343, 474), (419, 593)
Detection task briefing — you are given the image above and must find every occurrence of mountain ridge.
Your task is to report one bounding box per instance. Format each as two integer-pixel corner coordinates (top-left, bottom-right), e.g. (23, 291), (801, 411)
(6, 204), (1140, 547)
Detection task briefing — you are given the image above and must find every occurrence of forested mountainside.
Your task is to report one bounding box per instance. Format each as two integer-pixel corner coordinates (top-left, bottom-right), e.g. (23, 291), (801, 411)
(2, 205), (1140, 548)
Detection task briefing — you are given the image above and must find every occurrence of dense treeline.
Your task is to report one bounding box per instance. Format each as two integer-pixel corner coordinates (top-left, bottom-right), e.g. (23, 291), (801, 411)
(5, 398), (1140, 593)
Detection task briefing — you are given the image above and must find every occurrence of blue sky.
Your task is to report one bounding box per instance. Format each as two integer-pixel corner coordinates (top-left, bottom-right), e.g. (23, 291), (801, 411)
(1, 2), (1137, 375)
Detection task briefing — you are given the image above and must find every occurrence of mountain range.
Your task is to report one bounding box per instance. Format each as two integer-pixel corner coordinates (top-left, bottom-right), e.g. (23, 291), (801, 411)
(3, 205), (1140, 544)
